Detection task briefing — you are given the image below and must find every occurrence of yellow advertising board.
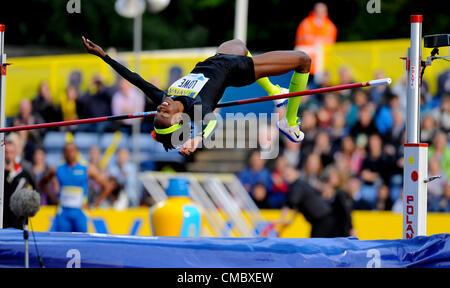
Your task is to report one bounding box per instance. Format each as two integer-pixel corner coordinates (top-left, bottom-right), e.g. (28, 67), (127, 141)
(5, 40), (449, 117)
(29, 206), (450, 240)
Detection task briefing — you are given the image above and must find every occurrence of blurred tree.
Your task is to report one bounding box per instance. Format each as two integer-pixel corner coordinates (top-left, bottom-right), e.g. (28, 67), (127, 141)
(0, 0), (448, 55)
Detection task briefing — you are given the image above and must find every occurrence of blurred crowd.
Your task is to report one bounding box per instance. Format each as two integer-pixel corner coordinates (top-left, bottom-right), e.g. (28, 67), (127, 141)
(5, 65), (450, 214)
(4, 1), (450, 215)
(239, 68), (450, 214)
(238, 1), (450, 215)
(5, 73), (159, 209)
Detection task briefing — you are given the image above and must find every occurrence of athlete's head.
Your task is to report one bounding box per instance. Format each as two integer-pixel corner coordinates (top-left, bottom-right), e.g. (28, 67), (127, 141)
(5, 142), (17, 165)
(63, 142), (79, 165)
(152, 97), (184, 151)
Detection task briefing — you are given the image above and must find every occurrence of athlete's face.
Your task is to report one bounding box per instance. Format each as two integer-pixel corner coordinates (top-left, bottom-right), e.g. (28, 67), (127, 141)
(155, 97), (181, 127)
(63, 143), (78, 165)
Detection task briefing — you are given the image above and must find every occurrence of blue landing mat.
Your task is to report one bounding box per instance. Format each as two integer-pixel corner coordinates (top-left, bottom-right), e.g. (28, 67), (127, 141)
(0, 229), (449, 268)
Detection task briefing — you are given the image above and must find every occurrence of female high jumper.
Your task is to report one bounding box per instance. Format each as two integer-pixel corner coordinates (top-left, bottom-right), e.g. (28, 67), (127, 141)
(82, 36), (311, 156)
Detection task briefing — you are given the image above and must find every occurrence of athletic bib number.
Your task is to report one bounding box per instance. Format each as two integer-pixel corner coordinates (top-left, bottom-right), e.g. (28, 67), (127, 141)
(167, 73), (209, 99)
(60, 186), (84, 208)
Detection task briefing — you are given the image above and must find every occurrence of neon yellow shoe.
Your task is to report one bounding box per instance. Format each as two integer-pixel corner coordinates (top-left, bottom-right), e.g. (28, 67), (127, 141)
(271, 85), (290, 107)
(276, 117), (304, 142)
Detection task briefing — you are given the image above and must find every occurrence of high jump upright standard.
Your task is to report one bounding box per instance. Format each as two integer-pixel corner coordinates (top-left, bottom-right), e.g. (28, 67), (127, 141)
(0, 24), (6, 229)
(403, 15), (427, 239)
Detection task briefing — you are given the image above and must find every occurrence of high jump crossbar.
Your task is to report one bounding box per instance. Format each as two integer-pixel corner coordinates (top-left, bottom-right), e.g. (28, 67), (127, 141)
(0, 78), (391, 133)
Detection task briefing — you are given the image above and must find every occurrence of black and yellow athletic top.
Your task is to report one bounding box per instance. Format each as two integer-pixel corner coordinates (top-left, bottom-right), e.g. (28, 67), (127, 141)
(102, 53), (255, 140)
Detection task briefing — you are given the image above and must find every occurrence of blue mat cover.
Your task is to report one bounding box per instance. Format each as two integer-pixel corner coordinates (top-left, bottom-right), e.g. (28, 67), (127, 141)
(0, 229), (448, 268)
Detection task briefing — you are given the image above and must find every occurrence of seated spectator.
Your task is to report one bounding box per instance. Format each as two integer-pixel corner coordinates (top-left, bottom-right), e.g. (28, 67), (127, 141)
(383, 108), (405, 149)
(391, 75), (408, 110)
(428, 130), (450, 179)
(431, 184), (450, 212)
(238, 150), (272, 196)
(13, 99), (44, 148)
(300, 152), (323, 191)
(350, 104), (379, 139)
(78, 75), (116, 133)
(251, 182), (271, 209)
(87, 146), (108, 207)
(430, 94), (450, 138)
(345, 175), (361, 201)
(316, 93), (339, 129)
(257, 122), (278, 153)
(313, 130), (333, 168)
(60, 85), (79, 121)
(310, 70), (332, 102)
(32, 81), (62, 124)
(391, 189), (403, 214)
(420, 113), (438, 144)
(374, 185), (393, 211)
(108, 148), (140, 207)
(337, 66), (355, 99)
(375, 94), (400, 135)
(281, 138), (301, 168)
(359, 134), (394, 208)
(14, 99), (44, 127)
(6, 132), (35, 183)
(369, 70), (391, 106)
(343, 89), (369, 130)
(105, 175), (130, 210)
(89, 145), (102, 167)
(269, 156), (289, 209)
(298, 110), (318, 167)
(420, 91), (435, 115)
(427, 156), (448, 211)
(347, 175), (372, 210)
(329, 111), (348, 151)
(335, 135), (365, 175)
(111, 78), (145, 134)
(436, 69), (450, 99)
(32, 148), (58, 206)
(17, 129), (38, 165)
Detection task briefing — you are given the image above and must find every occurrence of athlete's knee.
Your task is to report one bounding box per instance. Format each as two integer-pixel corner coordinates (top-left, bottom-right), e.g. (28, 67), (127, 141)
(217, 39), (248, 56)
(293, 51), (311, 73)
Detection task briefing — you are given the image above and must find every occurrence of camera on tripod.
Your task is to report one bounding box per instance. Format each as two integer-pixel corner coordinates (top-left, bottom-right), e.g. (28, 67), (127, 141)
(424, 34), (450, 48)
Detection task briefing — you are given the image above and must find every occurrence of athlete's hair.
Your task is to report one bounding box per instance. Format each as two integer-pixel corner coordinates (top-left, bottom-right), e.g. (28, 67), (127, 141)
(152, 116), (178, 151)
(151, 130), (175, 151)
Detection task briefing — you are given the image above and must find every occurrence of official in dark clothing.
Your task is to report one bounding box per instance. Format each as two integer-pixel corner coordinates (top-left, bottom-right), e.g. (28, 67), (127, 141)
(280, 165), (353, 238)
(3, 141), (36, 229)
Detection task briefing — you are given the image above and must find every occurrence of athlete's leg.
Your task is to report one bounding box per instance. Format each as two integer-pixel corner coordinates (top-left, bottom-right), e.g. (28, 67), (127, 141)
(253, 51), (311, 142)
(72, 209), (88, 233)
(53, 208), (72, 232)
(217, 40), (281, 96)
(217, 39), (249, 55)
(252, 50), (311, 78)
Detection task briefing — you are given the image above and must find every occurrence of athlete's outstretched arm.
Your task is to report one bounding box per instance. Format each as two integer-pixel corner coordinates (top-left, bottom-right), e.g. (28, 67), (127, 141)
(82, 36), (165, 104)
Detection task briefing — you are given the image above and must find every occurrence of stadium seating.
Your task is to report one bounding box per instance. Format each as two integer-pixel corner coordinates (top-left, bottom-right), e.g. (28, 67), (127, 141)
(42, 131), (185, 170)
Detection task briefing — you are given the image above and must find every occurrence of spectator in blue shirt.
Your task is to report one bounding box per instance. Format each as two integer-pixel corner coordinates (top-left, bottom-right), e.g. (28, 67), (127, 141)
(238, 150), (272, 198)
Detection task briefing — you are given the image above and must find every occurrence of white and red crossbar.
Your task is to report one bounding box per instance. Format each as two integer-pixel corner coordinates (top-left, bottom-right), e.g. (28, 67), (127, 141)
(0, 78), (391, 133)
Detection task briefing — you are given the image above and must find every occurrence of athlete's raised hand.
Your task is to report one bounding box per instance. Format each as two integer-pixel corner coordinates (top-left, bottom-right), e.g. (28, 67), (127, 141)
(82, 36), (106, 58)
(178, 136), (202, 156)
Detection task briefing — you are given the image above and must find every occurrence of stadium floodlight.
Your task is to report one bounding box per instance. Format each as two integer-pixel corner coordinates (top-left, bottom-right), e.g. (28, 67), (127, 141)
(114, 0), (146, 18)
(147, 0), (171, 13)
